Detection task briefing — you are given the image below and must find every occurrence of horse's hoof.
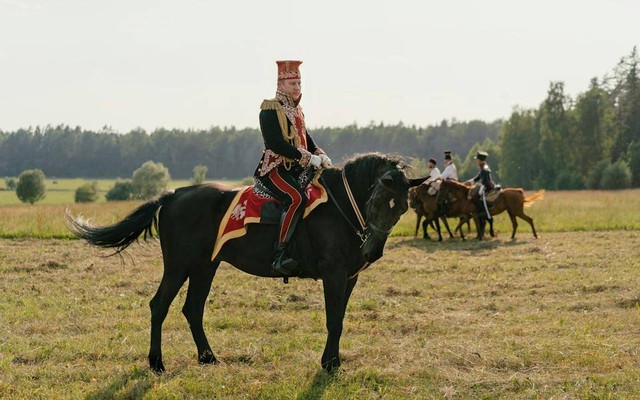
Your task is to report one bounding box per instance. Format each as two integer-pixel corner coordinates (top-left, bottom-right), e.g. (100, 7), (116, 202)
(322, 357), (341, 374)
(149, 355), (166, 374)
(198, 349), (218, 365)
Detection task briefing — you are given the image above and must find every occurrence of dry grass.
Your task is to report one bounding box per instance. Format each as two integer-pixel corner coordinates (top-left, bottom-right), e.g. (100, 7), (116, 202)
(1, 232), (640, 398)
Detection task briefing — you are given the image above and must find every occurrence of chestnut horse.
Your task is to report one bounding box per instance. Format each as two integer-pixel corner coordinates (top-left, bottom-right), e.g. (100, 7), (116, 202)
(409, 182), (476, 240)
(439, 180), (545, 240)
(408, 184), (453, 241)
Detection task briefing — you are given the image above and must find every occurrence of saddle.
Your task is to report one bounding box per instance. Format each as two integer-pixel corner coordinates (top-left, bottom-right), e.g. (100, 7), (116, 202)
(210, 180), (327, 261)
(469, 185), (502, 204)
(485, 187), (501, 203)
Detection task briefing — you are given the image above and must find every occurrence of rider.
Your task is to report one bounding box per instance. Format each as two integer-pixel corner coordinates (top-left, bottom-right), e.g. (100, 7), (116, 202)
(254, 60), (331, 275)
(465, 150), (495, 220)
(439, 150), (458, 181)
(426, 157), (441, 181)
(436, 150), (458, 212)
(425, 158), (441, 195)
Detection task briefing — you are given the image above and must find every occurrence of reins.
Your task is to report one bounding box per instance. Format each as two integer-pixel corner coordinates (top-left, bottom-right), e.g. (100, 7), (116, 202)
(319, 168), (400, 279)
(320, 170), (370, 246)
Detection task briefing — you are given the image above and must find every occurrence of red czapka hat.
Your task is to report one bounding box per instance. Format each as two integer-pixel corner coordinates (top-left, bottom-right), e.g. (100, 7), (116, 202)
(277, 60), (302, 80)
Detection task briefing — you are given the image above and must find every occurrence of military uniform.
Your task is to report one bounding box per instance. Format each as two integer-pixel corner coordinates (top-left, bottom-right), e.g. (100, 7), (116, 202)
(254, 60), (328, 275)
(466, 150), (495, 220)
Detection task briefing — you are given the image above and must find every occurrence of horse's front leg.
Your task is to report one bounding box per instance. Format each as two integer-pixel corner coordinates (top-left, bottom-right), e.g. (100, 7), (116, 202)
(440, 215), (454, 239)
(321, 268), (349, 373)
(434, 216), (443, 241)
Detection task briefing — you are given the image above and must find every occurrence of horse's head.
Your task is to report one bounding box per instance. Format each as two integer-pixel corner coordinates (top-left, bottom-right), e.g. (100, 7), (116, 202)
(344, 154), (425, 263)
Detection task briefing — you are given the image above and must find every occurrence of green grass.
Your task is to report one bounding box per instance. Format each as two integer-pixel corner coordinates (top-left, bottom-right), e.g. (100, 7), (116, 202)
(1, 232), (640, 398)
(1, 188), (639, 239)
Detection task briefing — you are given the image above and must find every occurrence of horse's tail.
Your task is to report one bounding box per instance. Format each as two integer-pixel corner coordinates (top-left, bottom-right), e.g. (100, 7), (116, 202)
(523, 189), (545, 207)
(65, 190), (175, 254)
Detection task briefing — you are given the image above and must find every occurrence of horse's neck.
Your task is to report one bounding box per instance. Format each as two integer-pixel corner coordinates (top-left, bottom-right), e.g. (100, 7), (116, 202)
(325, 168), (372, 212)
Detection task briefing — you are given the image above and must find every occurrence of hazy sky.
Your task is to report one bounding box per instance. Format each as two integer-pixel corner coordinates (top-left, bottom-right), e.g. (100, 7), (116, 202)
(1, 0), (638, 132)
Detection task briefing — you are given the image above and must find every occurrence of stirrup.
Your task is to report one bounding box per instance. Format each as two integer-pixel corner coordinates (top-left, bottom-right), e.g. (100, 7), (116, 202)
(272, 250), (297, 276)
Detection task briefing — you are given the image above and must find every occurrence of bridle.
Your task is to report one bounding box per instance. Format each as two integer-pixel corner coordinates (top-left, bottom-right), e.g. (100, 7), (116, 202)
(320, 170), (398, 247)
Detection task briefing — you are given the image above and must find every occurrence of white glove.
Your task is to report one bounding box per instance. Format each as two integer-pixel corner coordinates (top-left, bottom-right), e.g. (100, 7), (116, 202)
(319, 154), (332, 167)
(309, 154), (322, 169)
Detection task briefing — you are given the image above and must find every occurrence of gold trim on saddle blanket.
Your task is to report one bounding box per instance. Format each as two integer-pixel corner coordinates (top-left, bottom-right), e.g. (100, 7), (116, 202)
(210, 179), (328, 261)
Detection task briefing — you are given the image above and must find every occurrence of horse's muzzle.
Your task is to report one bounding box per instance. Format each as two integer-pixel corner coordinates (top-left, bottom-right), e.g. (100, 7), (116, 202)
(362, 235), (386, 263)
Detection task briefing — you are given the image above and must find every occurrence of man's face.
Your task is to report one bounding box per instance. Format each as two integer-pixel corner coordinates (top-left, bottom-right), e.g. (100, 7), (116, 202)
(428, 162), (435, 169)
(476, 159), (483, 167)
(278, 79), (302, 99)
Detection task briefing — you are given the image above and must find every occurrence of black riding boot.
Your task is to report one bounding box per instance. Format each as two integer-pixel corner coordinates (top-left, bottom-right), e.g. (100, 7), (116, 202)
(474, 199), (487, 238)
(272, 208), (302, 275)
(272, 242), (297, 275)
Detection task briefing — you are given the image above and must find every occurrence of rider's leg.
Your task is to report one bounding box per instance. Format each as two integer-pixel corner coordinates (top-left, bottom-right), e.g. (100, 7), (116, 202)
(266, 168), (305, 275)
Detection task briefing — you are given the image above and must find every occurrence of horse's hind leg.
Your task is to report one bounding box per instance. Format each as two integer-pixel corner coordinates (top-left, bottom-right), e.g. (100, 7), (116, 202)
(519, 212), (538, 238)
(148, 269), (188, 373)
(508, 212), (518, 239)
(182, 261), (220, 365)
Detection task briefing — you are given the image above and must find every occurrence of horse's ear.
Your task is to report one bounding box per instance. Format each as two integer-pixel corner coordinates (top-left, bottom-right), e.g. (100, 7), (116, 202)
(409, 177), (428, 187)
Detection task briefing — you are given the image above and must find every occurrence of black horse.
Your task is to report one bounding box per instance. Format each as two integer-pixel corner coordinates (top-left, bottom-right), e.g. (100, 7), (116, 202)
(67, 153), (426, 374)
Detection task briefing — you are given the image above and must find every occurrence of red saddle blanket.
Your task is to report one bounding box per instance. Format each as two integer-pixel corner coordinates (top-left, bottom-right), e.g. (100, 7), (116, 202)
(211, 179), (328, 260)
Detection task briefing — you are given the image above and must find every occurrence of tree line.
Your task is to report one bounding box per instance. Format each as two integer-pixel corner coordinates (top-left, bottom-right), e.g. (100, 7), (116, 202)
(499, 47), (640, 189)
(0, 121), (501, 181)
(1, 48), (638, 190)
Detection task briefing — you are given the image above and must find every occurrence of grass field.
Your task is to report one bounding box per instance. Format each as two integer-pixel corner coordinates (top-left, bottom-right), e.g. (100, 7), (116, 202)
(1, 185), (640, 398)
(0, 188), (639, 239)
(1, 232), (640, 399)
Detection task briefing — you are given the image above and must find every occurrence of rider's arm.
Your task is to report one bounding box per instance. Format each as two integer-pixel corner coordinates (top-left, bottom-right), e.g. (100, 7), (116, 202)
(259, 109), (302, 160)
(305, 130), (325, 155)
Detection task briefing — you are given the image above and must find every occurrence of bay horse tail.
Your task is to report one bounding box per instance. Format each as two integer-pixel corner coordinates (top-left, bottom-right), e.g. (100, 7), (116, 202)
(523, 189), (545, 207)
(65, 190), (175, 254)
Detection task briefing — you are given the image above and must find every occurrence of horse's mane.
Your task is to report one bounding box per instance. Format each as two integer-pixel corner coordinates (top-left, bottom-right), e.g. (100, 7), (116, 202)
(320, 152), (406, 205)
(343, 152), (404, 180)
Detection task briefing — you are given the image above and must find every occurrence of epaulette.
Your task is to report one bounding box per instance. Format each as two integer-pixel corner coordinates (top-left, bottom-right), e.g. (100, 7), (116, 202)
(260, 99), (282, 111)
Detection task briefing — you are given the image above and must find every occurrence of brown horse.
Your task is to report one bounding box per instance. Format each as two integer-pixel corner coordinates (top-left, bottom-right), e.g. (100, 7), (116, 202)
(408, 185), (453, 241)
(439, 180), (545, 240)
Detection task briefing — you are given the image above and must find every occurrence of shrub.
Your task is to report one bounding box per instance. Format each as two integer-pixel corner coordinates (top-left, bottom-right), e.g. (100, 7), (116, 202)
(75, 182), (99, 203)
(191, 165), (208, 185)
(131, 161), (171, 200)
(106, 180), (134, 201)
(600, 160), (631, 190)
(5, 177), (17, 190)
(627, 141), (640, 187)
(555, 170), (584, 190)
(16, 169), (46, 204)
(585, 159), (610, 190)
